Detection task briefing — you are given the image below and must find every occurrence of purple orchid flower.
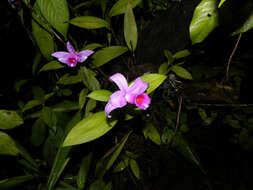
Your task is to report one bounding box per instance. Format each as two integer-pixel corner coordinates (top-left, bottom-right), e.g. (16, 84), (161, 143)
(105, 73), (151, 118)
(51, 41), (94, 67)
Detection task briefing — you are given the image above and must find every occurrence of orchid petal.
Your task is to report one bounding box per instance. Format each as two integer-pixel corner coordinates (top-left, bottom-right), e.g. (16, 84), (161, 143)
(125, 93), (136, 104)
(127, 77), (148, 95)
(66, 41), (76, 54)
(105, 102), (117, 118)
(109, 91), (127, 107)
(135, 93), (150, 110)
(56, 53), (78, 67)
(77, 50), (94, 62)
(51, 52), (70, 59)
(110, 73), (128, 91)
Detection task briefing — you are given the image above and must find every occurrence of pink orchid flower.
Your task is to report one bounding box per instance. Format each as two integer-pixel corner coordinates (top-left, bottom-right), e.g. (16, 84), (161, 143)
(51, 41), (94, 67)
(105, 73), (151, 118)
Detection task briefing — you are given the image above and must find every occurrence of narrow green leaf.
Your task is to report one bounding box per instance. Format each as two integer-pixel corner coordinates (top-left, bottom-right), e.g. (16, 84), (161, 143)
(91, 46), (128, 68)
(0, 175), (35, 190)
(32, 52), (42, 76)
(57, 73), (82, 85)
(124, 2), (138, 51)
(30, 118), (47, 147)
(130, 159), (140, 179)
(140, 74), (167, 94)
(218, 0), (226, 8)
(42, 107), (57, 128)
(158, 62), (169, 75)
(143, 123), (161, 145)
(109, 0), (142, 17)
(0, 110), (23, 130)
(0, 131), (19, 156)
(173, 49), (190, 59)
(63, 111), (117, 146)
(32, 19), (54, 60)
(22, 100), (42, 112)
(233, 12), (253, 35)
(70, 16), (110, 30)
(77, 153), (92, 189)
(87, 90), (112, 102)
(39, 61), (65, 72)
(79, 88), (89, 109)
(189, 0), (219, 44)
(170, 65), (193, 80)
(79, 66), (100, 90)
(37, 0), (69, 38)
(113, 156), (129, 173)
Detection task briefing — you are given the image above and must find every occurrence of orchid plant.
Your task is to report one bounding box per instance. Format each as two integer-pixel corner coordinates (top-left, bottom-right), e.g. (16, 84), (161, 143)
(51, 41), (94, 67)
(105, 73), (151, 118)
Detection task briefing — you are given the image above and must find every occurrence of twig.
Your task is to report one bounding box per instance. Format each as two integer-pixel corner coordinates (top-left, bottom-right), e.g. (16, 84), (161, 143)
(225, 33), (242, 82)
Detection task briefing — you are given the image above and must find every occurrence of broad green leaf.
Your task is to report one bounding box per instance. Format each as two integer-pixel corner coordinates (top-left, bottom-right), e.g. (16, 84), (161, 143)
(79, 88), (89, 109)
(63, 112), (117, 146)
(47, 146), (71, 190)
(88, 90), (112, 102)
(130, 159), (140, 179)
(143, 123), (161, 145)
(89, 180), (106, 190)
(124, 2), (138, 51)
(170, 65), (193, 80)
(158, 62), (169, 75)
(30, 118), (47, 147)
(0, 110), (23, 130)
(70, 16), (110, 30)
(95, 131), (131, 178)
(57, 73), (82, 85)
(82, 43), (103, 50)
(109, 0), (142, 17)
(32, 19), (54, 60)
(22, 100), (42, 112)
(39, 61), (65, 72)
(218, 0), (226, 8)
(140, 74), (167, 94)
(32, 86), (45, 100)
(189, 0), (218, 44)
(233, 12), (253, 35)
(77, 153), (92, 189)
(0, 175), (35, 190)
(79, 66), (100, 90)
(91, 46), (128, 68)
(37, 0), (69, 38)
(42, 107), (57, 128)
(51, 101), (79, 113)
(85, 99), (97, 117)
(173, 49), (190, 59)
(0, 131), (19, 156)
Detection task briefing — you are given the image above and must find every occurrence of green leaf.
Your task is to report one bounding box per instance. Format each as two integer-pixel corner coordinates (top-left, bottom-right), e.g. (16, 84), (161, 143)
(89, 180), (106, 190)
(164, 50), (174, 65)
(170, 65), (193, 80)
(140, 73), (167, 94)
(95, 131), (131, 178)
(113, 155), (129, 172)
(32, 19), (54, 60)
(158, 62), (169, 75)
(70, 16), (110, 30)
(0, 110), (23, 130)
(233, 12), (253, 35)
(57, 73), (82, 85)
(91, 46), (128, 68)
(218, 0), (226, 8)
(0, 131), (19, 156)
(79, 88), (89, 109)
(130, 159), (140, 179)
(173, 49), (190, 59)
(109, 0), (142, 17)
(189, 0), (219, 44)
(82, 43), (104, 50)
(143, 123), (161, 145)
(39, 61), (65, 72)
(77, 153), (92, 189)
(198, 108), (207, 120)
(30, 118), (47, 147)
(37, 0), (69, 38)
(0, 175), (35, 190)
(42, 107), (57, 129)
(22, 100), (42, 112)
(87, 90), (112, 102)
(32, 52), (42, 76)
(124, 2), (138, 51)
(85, 99), (97, 117)
(63, 112), (117, 146)
(79, 66), (101, 90)
(15, 79), (29, 93)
